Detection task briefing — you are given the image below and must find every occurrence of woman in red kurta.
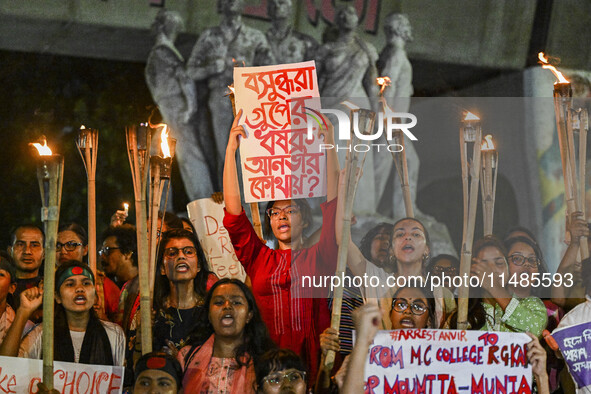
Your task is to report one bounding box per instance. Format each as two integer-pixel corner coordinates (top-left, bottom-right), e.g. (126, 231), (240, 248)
(222, 110), (340, 381)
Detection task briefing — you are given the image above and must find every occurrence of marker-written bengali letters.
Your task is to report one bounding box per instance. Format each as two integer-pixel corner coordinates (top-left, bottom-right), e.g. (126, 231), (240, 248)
(234, 61), (326, 203)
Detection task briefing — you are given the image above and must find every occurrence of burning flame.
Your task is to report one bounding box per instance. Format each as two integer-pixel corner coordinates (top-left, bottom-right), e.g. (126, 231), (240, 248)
(159, 124), (171, 158)
(376, 76), (392, 95)
(228, 85), (235, 94)
(481, 135), (495, 151)
(123, 203), (129, 211)
(538, 52), (569, 84)
(30, 137), (52, 156)
(463, 111), (480, 121)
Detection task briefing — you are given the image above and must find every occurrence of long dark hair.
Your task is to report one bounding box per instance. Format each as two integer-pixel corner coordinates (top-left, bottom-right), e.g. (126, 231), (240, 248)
(359, 222), (394, 262)
(54, 260), (114, 365)
(153, 229), (212, 313)
(187, 279), (276, 367)
(504, 236), (547, 298)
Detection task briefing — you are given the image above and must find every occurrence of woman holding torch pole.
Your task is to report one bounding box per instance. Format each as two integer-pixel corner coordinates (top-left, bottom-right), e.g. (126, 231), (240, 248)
(222, 110), (340, 382)
(3, 261), (125, 365)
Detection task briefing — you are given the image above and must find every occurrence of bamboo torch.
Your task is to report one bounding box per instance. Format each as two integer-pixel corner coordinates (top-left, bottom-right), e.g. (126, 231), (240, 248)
(324, 104), (376, 371)
(126, 124), (152, 354)
(148, 124), (175, 302)
(457, 111), (482, 330)
(76, 126), (99, 276)
(227, 84), (264, 241)
(377, 76), (414, 217)
(480, 135), (498, 236)
(539, 52), (589, 259)
(30, 137), (64, 389)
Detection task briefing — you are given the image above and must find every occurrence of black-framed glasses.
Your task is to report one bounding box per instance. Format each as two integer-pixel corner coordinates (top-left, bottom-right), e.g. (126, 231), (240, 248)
(56, 241), (83, 252)
(392, 299), (427, 315)
(164, 246), (197, 258)
(266, 206), (300, 219)
(263, 370), (306, 387)
(99, 246), (120, 257)
(508, 254), (540, 267)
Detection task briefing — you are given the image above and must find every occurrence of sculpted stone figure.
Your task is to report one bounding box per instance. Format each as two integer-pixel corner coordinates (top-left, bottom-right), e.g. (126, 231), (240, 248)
(145, 10), (214, 200)
(375, 13), (417, 218)
(266, 0), (318, 64)
(316, 5), (379, 101)
(187, 0), (275, 186)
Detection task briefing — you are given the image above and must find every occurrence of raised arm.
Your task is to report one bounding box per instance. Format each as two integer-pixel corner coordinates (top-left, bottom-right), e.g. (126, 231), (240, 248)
(0, 287), (42, 357)
(317, 115), (340, 202)
(341, 304), (380, 394)
(552, 211), (588, 308)
(223, 110), (245, 215)
(335, 168), (368, 276)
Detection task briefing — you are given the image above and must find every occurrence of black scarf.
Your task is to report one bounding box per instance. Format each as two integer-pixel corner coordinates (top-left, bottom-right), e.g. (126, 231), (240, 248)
(53, 305), (114, 365)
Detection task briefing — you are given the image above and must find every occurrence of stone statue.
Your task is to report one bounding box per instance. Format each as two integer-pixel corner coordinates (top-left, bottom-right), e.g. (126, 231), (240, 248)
(187, 0), (275, 187)
(266, 0), (318, 64)
(315, 5), (379, 101)
(375, 13), (417, 218)
(145, 10), (214, 200)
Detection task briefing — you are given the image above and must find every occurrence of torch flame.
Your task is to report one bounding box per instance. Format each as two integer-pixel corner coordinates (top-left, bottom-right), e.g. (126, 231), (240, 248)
(376, 76), (392, 95)
(160, 124), (171, 158)
(30, 137), (53, 156)
(228, 85), (235, 94)
(463, 111), (480, 121)
(481, 135), (495, 151)
(538, 52), (569, 84)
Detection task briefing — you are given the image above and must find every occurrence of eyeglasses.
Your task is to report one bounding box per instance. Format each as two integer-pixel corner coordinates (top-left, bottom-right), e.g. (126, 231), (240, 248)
(508, 254), (540, 267)
(56, 241), (83, 252)
(99, 246), (120, 257)
(433, 266), (458, 275)
(263, 370), (306, 387)
(392, 299), (427, 315)
(266, 206), (300, 219)
(164, 246), (197, 258)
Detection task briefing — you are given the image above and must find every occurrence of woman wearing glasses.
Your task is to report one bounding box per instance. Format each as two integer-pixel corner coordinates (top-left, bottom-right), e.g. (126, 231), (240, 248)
(255, 349), (307, 393)
(390, 286), (436, 330)
(57, 222), (120, 322)
(448, 236), (547, 335)
(153, 229), (217, 354)
(222, 111), (339, 382)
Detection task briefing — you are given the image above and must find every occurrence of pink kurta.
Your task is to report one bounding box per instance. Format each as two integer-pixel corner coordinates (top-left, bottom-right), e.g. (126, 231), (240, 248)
(223, 199), (338, 380)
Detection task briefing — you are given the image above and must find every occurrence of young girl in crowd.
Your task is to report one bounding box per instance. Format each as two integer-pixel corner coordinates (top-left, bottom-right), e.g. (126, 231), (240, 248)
(255, 349), (308, 394)
(57, 222), (120, 321)
(153, 228), (217, 352)
(222, 110), (340, 381)
(133, 352), (184, 394)
(448, 236), (547, 335)
(3, 261), (125, 365)
(177, 278), (275, 393)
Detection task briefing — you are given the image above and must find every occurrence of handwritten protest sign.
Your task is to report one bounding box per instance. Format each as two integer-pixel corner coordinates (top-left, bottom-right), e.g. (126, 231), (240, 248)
(552, 322), (591, 391)
(0, 355), (123, 393)
(233, 61), (325, 203)
(187, 198), (246, 281)
(364, 329), (532, 393)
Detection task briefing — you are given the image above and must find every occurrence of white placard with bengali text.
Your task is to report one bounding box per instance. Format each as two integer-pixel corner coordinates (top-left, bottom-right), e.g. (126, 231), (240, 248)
(234, 61), (326, 203)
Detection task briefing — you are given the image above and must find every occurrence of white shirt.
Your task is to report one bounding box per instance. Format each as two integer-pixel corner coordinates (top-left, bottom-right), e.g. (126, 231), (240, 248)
(19, 320), (125, 366)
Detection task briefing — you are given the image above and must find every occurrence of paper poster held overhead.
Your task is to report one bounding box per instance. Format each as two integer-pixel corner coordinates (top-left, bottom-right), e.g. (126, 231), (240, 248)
(233, 61), (326, 203)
